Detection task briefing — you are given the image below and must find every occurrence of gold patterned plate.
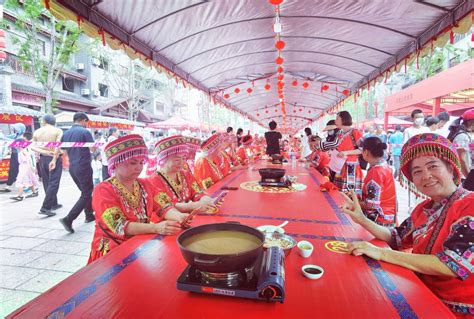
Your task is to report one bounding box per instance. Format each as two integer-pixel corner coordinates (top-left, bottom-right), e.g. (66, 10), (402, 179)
(324, 241), (350, 254)
(240, 180), (307, 193)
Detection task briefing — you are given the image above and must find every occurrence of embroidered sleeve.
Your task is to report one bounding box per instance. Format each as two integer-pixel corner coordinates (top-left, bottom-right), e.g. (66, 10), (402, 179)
(435, 216), (474, 280)
(202, 177), (214, 189)
(153, 192), (172, 217)
(102, 206), (129, 236)
(389, 216), (415, 250)
(365, 179), (382, 208)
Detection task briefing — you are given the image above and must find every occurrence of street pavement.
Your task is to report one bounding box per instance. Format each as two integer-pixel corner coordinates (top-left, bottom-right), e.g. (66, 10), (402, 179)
(0, 168), (419, 317)
(0, 172), (94, 317)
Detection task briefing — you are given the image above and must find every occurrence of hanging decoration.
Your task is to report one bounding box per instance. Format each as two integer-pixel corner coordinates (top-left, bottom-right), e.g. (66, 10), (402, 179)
(224, 93), (230, 99)
(292, 80), (298, 86)
(247, 88), (253, 94)
(265, 83), (271, 90)
(269, 0), (284, 5)
(234, 88), (240, 94)
(275, 57), (284, 65)
(342, 89), (350, 97)
(302, 82), (309, 89)
(275, 40), (286, 50)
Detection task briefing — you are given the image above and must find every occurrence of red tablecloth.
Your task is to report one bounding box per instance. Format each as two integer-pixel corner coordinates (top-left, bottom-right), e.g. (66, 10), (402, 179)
(8, 164), (454, 319)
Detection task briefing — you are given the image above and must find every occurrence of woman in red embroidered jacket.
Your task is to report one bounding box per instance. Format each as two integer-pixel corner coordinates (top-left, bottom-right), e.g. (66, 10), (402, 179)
(314, 111), (363, 194)
(194, 133), (224, 189)
(148, 135), (215, 217)
(341, 133), (473, 318)
(88, 135), (190, 264)
(359, 136), (397, 227)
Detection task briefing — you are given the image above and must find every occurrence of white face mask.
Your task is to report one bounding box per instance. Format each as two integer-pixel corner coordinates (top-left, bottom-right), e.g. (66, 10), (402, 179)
(414, 118), (424, 126)
(327, 130), (334, 135)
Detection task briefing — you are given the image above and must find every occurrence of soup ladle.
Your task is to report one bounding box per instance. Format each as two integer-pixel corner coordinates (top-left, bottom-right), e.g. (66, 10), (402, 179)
(269, 221), (288, 233)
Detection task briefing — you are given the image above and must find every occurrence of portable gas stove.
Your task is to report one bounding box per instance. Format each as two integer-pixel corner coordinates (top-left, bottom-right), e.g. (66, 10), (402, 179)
(258, 179), (288, 187)
(177, 247), (285, 302)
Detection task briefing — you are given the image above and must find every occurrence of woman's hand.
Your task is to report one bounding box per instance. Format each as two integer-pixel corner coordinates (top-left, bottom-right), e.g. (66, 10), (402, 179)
(153, 220), (182, 235)
(339, 190), (366, 225)
(348, 241), (384, 260)
(196, 196), (216, 213)
(337, 151), (346, 158)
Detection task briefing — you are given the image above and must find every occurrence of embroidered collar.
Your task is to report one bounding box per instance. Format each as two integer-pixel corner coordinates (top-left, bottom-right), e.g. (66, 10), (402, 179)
(422, 187), (467, 217)
(157, 170), (183, 199)
(109, 177), (142, 209)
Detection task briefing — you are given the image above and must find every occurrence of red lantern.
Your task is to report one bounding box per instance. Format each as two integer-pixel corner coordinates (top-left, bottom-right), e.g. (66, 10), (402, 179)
(275, 57), (284, 65)
(277, 66), (284, 73)
(322, 84), (329, 91)
(299, 108), (302, 112)
(0, 30), (5, 37)
(257, 113), (260, 117)
(265, 110), (269, 113)
(275, 109), (278, 112)
(224, 93), (230, 99)
(0, 51), (7, 61)
(275, 40), (286, 50)
(247, 88), (253, 94)
(342, 89), (350, 96)
(264, 83), (271, 90)
(302, 82), (309, 89)
(234, 88), (240, 94)
(279, 94), (284, 99)
(293, 110), (296, 113)
(269, 0), (284, 5)
(277, 74), (284, 81)
(292, 80), (298, 86)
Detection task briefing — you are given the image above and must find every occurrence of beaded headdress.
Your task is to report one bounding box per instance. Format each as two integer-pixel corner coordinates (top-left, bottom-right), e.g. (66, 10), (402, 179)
(154, 135), (190, 166)
(400, 133), (461, 193)
(105, 134), (148, 174)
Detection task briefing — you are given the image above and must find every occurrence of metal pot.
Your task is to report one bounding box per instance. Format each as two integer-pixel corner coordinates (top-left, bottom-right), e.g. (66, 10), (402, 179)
(177, 222), (264, 273)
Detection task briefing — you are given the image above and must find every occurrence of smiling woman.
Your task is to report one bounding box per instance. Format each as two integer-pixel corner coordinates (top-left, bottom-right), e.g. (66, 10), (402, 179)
(340, 133), (474, 318)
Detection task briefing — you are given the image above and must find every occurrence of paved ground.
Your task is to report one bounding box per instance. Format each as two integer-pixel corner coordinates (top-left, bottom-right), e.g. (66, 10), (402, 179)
(0, 172), (94, 317)
(0, 168), (420, 317)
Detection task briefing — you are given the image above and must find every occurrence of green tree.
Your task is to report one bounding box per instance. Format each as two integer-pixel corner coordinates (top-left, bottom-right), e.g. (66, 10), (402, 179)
(4, 0), (82, 114)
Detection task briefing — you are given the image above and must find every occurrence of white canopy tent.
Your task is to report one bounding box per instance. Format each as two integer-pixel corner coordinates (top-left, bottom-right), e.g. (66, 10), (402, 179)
(48, 0), (472, 133)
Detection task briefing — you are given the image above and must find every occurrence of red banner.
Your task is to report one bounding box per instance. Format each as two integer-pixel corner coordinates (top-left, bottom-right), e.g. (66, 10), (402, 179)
(87, 121), (134, 130)
(0, 113), (33, 125)
(0, 159), (10, 182)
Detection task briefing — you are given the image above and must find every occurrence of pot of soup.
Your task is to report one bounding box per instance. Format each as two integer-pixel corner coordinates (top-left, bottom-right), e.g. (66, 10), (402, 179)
(177, 222), (264, 273)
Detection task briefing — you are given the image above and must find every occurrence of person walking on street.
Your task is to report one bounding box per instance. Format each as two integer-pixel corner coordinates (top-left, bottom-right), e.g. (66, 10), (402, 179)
(59, 112), (96, 233)
(0, 123), (25, 193)
(403, 109), (429, 143)
(31, 115), (63, 216)
(388, 125), (403, 178)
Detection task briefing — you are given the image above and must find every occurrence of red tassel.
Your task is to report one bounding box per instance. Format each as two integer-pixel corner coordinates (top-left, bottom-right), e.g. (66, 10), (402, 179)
(471, 33), (474, 42)
(99, 29), (106, 46)
(416, 50), (420, 69)
(404, 59), (407, 73)
(449, 30), (454, 44)
(44, 0), (50, 10)
(77, 16), (82, 28)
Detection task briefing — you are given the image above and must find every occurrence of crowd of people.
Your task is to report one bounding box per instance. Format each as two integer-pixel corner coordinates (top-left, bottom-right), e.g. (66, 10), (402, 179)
(0, 108), (472, 317)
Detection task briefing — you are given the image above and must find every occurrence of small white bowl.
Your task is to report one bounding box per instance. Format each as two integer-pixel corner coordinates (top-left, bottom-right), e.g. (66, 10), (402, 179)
(297, 240), (314, 258)
(302, 265), (324, 280)
(256, 225), (285, 234)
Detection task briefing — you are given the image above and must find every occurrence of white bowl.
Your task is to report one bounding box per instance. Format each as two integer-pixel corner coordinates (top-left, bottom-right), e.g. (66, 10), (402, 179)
(302, 265), (324, 280)
(297, 240), (314, 258)
(256, 225), (285, 234)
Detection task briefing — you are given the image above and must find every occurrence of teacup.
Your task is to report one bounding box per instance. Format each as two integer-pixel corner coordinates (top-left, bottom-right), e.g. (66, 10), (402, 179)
(297, 240), (313, 258)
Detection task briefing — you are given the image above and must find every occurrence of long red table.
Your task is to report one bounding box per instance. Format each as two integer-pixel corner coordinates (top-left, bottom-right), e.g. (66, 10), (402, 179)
(8, 164), (454, 318)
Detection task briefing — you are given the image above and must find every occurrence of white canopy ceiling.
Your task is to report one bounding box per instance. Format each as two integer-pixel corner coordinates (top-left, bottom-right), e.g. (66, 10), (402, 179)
(52, 0), (472, 130)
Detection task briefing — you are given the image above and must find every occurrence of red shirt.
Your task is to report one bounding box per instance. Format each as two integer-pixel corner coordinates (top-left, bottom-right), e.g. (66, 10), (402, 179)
(390, 188), (474, 317)
(362, 162), (396, 226)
